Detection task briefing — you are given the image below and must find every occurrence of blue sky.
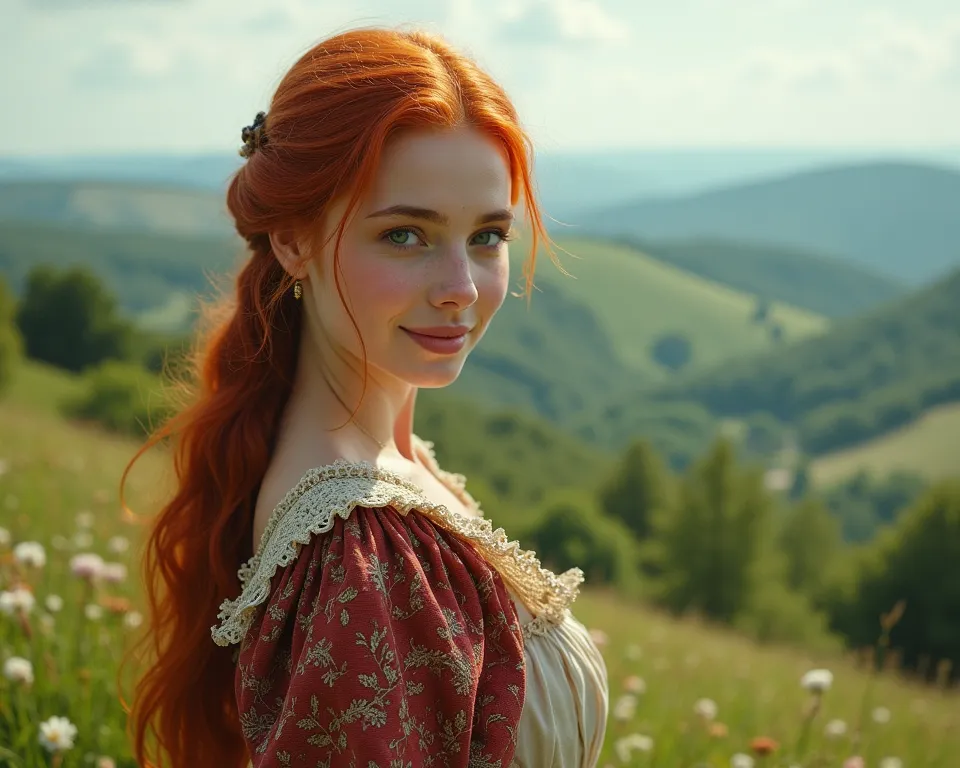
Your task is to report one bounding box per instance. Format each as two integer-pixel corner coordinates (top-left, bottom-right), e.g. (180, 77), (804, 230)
(4, 0), (960, 155)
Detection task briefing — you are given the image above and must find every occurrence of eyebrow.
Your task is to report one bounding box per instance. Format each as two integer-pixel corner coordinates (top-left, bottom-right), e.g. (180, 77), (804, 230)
(364, 205), (514, 226)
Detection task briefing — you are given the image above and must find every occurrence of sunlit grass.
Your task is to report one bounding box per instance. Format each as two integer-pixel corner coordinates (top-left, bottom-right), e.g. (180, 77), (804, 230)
(1, 379), (957, 766)
(811, 402), (960, 485)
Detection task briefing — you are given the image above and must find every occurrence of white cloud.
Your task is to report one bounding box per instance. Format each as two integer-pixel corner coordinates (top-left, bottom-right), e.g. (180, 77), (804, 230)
(496, 0), (628, 44)
(3, 0), (960, 153)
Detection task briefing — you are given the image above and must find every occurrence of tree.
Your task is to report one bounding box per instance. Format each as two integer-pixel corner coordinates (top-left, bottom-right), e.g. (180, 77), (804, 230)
(598, 439), (671, 542)
(0, 275), (23, 393)
(651, 437), (774, 622)
(844, 481), (960, 680)
(777, 497), (841, 601)
(752, 295), (771, 324)
(650, 333), (693, 372)
(15, 265), (134, 373)
(525, 489), (642, 596)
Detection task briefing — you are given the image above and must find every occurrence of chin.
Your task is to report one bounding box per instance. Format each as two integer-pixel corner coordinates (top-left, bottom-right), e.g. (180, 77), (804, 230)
(399, 359), (469, 389)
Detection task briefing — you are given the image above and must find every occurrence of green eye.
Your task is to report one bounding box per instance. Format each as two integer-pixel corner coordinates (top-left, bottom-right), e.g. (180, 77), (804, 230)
(386, 229), (420, 247)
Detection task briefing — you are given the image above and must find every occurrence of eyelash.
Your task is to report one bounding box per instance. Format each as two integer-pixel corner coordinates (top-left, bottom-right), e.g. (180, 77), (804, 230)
(380, 226), (516, 252)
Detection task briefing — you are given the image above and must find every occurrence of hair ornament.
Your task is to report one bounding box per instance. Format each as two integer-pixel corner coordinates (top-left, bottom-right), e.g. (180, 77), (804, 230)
(239, 111), (269, 158)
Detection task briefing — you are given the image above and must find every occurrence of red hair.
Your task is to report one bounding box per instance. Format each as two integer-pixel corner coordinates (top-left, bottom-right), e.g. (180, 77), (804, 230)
(117, 25), (561, 767)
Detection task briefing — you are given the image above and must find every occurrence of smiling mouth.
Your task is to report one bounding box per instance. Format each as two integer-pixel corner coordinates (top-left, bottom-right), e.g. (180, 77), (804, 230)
(400, 326), (472, 355)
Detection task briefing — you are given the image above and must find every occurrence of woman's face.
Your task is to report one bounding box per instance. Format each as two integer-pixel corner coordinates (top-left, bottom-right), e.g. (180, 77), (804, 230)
(302, 125), (514, 389)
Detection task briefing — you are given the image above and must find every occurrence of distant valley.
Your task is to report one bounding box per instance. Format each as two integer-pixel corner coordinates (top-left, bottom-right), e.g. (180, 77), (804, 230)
(1, 152), (958, 482)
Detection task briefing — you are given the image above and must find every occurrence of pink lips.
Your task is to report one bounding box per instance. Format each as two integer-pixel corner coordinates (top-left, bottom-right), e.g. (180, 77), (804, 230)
(401, 325), (472, 355)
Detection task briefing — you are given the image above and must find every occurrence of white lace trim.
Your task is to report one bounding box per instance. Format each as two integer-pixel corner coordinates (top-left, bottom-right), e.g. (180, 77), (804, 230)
(211, 459), (583, 648)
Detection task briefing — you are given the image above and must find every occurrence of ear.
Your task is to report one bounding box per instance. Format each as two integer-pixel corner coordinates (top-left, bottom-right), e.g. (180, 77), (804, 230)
(269, 229), (308, 280)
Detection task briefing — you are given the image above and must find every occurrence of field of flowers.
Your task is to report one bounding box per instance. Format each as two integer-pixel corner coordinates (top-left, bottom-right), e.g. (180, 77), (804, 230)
(1, 370), (958, 766)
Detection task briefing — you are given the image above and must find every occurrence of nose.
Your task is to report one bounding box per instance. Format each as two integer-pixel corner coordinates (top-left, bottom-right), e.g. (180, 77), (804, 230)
(428, 249), (479, 310)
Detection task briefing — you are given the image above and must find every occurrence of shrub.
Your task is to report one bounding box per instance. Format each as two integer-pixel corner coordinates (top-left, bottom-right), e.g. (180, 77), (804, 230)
(60, 360), (173, 436)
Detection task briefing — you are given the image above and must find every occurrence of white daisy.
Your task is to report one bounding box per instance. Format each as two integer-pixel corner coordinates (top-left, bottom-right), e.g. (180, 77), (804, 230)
(38, 715), (78, 753)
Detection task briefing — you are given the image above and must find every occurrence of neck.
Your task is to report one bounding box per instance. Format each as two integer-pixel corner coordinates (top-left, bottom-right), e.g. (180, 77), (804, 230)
(284, 318), (418, 464)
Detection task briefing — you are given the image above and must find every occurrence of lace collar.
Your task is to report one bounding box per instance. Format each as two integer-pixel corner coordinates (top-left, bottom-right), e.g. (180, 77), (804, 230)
(210, 444), (584, 648)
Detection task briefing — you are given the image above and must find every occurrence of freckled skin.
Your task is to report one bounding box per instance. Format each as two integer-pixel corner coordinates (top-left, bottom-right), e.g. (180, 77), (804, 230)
(302, 126), (514, 389)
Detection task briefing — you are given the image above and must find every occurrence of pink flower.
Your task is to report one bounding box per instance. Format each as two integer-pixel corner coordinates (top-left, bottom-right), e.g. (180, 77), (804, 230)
(69, 553), (104, 581)
(843, 757), (865, 768)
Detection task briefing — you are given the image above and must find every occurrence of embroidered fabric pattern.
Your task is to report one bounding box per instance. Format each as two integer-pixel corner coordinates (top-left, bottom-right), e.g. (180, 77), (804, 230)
(211, 461), (584, 648)
(235, 507), (527, 766)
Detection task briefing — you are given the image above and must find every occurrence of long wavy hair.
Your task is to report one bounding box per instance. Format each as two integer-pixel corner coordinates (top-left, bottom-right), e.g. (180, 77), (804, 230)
(116, 25), (561, 767)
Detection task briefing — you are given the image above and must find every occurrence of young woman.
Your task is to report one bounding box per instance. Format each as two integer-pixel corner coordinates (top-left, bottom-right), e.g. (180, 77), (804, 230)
(121, 25), (608, 768)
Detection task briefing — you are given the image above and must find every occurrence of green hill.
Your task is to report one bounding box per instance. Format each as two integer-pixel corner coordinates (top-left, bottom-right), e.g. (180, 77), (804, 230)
(621, 236), (906, 318)
(1, 359), (612, 537)
(0, 179), (232, 237)
(0, 217), (832, 431)
(594, 268), (960, 459)
(575, 161), (960, 284)
(810, 402), (960, 485)
(0, 221), (242, 314)
(2, 358), (958, 766)
(530, 235), (829, 377)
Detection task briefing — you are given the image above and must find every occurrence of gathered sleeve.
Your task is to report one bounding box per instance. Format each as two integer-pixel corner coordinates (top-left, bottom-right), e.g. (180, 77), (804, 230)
(232, 505), (527, 767)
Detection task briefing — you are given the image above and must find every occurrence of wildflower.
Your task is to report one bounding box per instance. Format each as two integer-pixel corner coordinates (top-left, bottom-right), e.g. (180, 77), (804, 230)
(100, 562), (128, 584)
(3, 656), (34, 685)
(96, 758), (117, 768)
(879, 758), (903, 768)
(38, 715), (78, 753)
(842, 757), (864, 768)
(612, 694), (637, 721)
(73, 531), (94, 549)
(800, 668), (833, 694)
(872, 706), (891, 724)
(750, 737), (778, 756)
(13, 541), (46, 568)
(694, 697), (718, 721)
(0, 526), (10, 547)
(45, 594), (64, 613)
(85, 604), (104, 621)
(614, 733), (653, 762)
(588, 628), (608, 649)
(123, 611), (143, 630)
(100, 595), (132, 615)
(39, 613), (56, 634)
(51, 534), (71, 551)
(107, 535), (130, 554)
(709, 722), (729, 738)
(0, 587), (36, 615)
(75, 511), (95, 529)
(825, 719), (848, 739)
(70, 552), (104, 581)
(730, 753), (755, 768)
(623, 675), (646, 694)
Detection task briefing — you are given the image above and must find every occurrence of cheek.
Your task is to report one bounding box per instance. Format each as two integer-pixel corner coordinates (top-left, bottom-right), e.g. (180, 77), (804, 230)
(338, 253), (412, 317)
(479, 257), (511, 311)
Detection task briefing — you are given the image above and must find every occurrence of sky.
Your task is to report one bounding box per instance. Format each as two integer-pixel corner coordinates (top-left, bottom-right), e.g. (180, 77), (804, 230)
(3, 0), (960, 156)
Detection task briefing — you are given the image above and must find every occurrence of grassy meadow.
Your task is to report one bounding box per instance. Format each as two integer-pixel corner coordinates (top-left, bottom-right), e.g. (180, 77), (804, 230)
(1, 362), (958, 766)
(810, 402), (960, 486)
(535, 235), (829, 377)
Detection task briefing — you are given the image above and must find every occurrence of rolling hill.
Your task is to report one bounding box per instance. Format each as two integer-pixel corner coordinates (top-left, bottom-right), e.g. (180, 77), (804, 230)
(528, 235), (828, 376)
(810, 401), (960, 485)
(621, 237), (906, 318)
(572, 161), (960, 285)
(0, 179), (233, 237)
(590, 267), (960, 459)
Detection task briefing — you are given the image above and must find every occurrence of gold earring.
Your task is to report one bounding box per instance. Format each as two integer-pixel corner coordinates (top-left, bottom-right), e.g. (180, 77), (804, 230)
(293, 279), (302, 300)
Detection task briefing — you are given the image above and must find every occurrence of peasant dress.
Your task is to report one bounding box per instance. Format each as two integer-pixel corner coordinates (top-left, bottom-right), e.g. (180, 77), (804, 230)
(211, 438), (609, 767)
